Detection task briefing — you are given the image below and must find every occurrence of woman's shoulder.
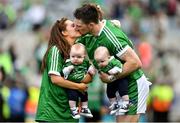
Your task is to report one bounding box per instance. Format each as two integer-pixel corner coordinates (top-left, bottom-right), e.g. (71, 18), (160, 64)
(47, 45), (63, 59)
(48, 45), (59, 53)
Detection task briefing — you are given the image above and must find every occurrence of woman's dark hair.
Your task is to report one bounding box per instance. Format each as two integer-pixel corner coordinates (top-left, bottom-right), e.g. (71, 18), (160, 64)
(74, 3), (103, 24)
(41, 18), (71, 72)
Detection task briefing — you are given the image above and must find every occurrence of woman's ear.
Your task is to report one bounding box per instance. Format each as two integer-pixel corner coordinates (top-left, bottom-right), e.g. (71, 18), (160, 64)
(62, 30), (68, 36)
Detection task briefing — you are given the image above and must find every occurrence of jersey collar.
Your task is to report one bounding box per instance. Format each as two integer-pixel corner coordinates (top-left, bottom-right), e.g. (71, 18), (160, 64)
(109, 56), (114, 62)
(98, 19), (106, 36)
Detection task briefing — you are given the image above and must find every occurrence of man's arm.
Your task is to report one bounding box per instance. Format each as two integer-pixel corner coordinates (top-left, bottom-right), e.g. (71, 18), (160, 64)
(99, 47), (142, 83)
(115, 47), (142, 79)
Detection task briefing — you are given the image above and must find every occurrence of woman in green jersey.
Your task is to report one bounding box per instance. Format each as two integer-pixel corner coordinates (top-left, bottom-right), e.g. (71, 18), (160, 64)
(35, 18), (91, 122)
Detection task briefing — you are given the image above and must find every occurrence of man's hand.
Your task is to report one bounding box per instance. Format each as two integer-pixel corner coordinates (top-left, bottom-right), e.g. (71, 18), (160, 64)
(62, 65), (74, 79)
(108, 67), (122, 75)
(99, 72), (117, 83)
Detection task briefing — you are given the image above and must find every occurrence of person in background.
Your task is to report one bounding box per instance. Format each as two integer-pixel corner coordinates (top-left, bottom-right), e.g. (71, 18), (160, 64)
(0, 66), (6, 121)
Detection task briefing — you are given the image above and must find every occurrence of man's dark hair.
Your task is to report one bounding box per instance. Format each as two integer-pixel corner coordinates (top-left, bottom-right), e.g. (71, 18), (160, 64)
(74, 4), (101, 24)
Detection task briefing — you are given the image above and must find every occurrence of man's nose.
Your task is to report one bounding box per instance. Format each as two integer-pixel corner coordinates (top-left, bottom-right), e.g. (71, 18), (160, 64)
(75, 26), (79, 31)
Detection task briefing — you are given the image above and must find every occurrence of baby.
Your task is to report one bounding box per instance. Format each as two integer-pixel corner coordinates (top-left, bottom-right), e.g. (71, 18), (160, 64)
(63, 43), (94, 119)
(94, 46), (129, 115)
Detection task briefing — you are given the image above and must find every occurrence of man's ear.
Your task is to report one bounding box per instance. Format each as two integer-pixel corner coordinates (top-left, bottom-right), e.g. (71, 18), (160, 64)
(62, 30), (68, 36)
(88, 23), (94, 30)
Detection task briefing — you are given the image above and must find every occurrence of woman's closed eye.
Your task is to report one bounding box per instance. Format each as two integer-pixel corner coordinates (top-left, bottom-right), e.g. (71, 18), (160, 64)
(72, 23), (75, 27)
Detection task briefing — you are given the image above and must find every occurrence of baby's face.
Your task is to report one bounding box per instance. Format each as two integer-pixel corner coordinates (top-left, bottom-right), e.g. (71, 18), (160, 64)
(70, 48), (85, 65)
(94, 55), (109, 68)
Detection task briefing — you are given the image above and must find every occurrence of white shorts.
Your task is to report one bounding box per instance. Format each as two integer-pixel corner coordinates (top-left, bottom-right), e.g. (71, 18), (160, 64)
(116, 74), (152, 115)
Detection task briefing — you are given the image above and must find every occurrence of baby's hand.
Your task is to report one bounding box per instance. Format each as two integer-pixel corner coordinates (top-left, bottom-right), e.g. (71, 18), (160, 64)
(63, 65), (74, 79)
(111, 20), (121, 28)
(88, 65), (96, 76)
(108, 67), (122, 75)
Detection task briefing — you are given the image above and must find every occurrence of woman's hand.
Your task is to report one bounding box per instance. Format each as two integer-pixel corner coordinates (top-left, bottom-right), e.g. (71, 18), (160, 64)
(78, 83), (88, 92)
(99, 72), (116, 83)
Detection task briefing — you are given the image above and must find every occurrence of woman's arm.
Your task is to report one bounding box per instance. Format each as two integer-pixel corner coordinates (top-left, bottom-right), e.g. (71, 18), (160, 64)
(50, 74), (87, 91)
(81, 73), (92, 84)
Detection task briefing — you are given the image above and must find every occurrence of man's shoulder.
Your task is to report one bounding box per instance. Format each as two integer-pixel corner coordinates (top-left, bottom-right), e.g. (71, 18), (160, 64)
(76, 34), (95, 43)
(81, 34), (94, 40)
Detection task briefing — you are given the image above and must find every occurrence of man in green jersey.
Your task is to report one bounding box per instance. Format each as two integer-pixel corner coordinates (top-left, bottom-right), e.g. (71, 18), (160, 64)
(74, 4), (151, 122)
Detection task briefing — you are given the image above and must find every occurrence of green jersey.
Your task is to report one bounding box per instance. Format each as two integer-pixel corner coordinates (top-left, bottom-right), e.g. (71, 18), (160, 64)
(76, 34), (98, 60)
(77, 20), (143, 82)
(93, 56), (122, 73)
(35, 46), (78, 122)
(63, 58), (90, 82)
(77, 20), (146, 114)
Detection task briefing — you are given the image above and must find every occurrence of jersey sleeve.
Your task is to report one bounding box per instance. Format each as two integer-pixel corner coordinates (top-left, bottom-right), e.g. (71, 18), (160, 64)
(103, 21), (132, 58)
(105, 34), (130, 58)
(47, 46), (63, 76)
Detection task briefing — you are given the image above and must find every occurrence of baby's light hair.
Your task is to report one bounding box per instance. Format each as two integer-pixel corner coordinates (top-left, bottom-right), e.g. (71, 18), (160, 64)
(71, 43), (86, 55)
(94, 46), (110, 58)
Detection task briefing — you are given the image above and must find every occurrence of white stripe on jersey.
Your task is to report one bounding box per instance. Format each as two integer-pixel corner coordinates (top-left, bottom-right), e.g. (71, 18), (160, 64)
(103, 28), (121, 53)
(116, 45), (130, 57)
(55, 47), (58, 71)
(104, 26), (123, 50)
(48, 71), (61, 76)
(103, 26), (123, 51)
(52, 46), (56, 71)
(51, 46), (59, 72)
(54, 47), (59, 71)
(50, 46), (55, 71)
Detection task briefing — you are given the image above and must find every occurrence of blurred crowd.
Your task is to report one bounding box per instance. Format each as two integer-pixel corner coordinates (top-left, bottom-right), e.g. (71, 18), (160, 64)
(0, 0), (180, 122)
